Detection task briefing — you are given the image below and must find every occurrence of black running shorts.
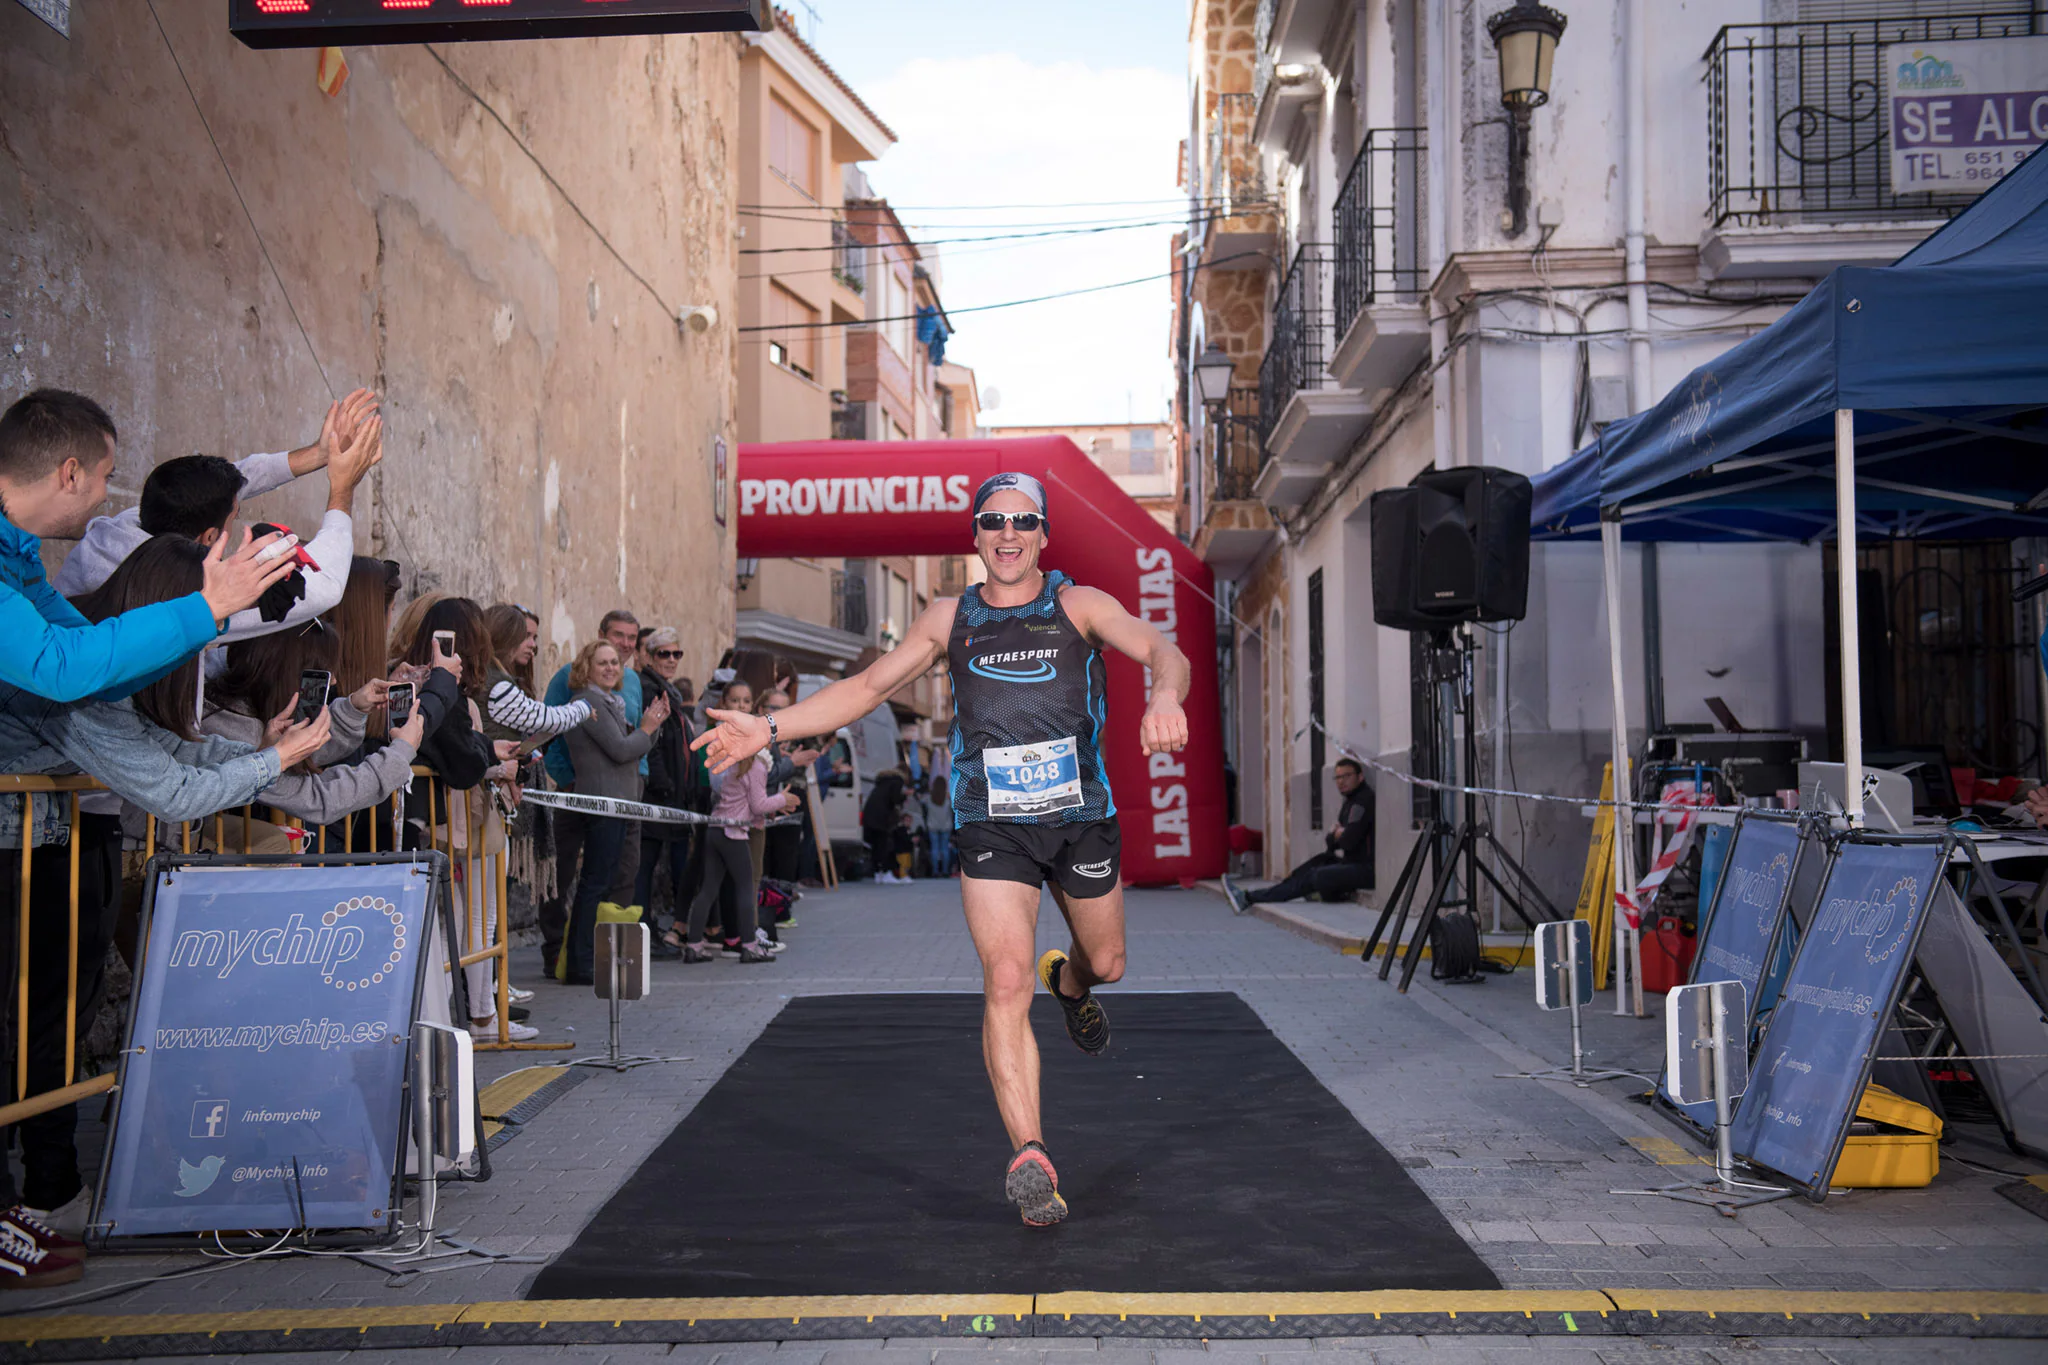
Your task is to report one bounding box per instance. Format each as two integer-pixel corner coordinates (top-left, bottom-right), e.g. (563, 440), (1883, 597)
(956, 819), (1121, 898)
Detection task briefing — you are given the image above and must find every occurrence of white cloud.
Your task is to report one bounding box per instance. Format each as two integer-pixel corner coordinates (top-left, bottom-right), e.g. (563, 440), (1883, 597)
(860, 54), (1185, 428)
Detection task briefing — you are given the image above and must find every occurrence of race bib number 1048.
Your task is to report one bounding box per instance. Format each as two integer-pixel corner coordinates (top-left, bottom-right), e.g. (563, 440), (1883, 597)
(983, 737), (1084, 819)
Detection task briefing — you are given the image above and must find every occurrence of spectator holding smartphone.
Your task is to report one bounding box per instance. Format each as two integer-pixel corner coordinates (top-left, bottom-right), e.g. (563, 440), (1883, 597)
(200, 623), (426, 841)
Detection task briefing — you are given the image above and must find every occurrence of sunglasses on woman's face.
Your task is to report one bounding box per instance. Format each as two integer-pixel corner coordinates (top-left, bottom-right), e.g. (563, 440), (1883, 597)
(975, 511), (1043, 533)
(651, 648), (685, 661)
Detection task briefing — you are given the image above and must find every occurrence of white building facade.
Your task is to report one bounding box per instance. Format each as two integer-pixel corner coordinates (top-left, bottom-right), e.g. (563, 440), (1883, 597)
(1180, 0), (2047, 904)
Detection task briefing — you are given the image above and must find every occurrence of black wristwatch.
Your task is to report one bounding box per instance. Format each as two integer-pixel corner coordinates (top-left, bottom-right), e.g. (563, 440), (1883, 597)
(766, 713), (780, 748)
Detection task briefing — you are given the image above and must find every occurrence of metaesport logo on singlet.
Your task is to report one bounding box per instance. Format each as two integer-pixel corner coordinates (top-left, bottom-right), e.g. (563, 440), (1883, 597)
(968, 647), (1059, 683)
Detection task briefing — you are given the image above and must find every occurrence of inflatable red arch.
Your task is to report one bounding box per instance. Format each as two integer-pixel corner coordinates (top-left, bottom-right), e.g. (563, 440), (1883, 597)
(737, 437), (1226, 886)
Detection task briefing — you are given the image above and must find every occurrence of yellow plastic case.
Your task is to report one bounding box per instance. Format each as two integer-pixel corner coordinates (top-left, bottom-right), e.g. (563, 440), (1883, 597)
(1828, 1082), (1942, 1188)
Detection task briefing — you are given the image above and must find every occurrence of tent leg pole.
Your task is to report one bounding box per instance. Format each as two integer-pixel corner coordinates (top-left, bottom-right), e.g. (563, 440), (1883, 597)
(1601, 515), (1641, 1016)
(1835, 408), (1864, 828)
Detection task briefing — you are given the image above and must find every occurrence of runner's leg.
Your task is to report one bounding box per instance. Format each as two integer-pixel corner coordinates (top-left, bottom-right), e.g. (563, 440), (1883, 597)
(960, 875), (1044, 1148)
(1046, 883), (1127, 996)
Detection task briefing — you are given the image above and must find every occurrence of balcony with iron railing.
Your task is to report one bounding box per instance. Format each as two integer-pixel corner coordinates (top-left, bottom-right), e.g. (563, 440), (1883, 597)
(1196, 92), (1277, 268)
(830, 566), (870, 637)
(1255, 243), (1369, 509)
(831, 219), (867, 294)
(1701, 12), (2042, 277)
(1191, 383), (1279, 575)
(1328, 127), (1432, 395)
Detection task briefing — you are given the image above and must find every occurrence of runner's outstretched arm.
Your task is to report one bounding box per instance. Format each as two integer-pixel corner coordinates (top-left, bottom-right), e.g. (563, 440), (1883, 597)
(1060, 586), (1191, 756)
(692, 598), (957, 774)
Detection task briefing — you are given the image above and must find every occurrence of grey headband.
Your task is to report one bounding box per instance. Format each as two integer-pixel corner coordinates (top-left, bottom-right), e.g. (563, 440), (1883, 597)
(971, 472), (1048, 517)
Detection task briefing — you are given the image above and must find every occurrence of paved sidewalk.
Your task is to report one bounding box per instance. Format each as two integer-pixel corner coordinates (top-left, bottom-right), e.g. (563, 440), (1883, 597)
(7, 877), (2046, 1359)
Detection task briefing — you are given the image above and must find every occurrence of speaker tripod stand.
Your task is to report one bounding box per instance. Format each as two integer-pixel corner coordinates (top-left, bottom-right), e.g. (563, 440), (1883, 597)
(1362, 627), (1561, 991)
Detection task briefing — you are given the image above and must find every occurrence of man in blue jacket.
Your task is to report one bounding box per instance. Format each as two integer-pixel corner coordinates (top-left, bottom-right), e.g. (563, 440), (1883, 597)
(0, 389), (293, 703)
(0, 388), (294, 1285)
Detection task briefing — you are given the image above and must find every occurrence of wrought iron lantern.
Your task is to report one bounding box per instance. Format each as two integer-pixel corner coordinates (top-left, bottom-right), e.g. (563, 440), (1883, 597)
(1486, 0), (1567, 236)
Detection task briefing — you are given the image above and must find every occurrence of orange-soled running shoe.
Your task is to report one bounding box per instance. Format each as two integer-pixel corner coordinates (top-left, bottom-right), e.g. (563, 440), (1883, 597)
(1004, 1141), (1068, 1227)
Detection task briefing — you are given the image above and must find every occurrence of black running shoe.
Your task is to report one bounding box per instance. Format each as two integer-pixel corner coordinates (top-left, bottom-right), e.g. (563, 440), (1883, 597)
(1004, 1141), (1068, 1227)
(1038, 949), (1109, 1055)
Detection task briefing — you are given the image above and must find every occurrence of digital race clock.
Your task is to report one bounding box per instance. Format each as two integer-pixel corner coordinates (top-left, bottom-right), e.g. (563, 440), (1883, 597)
(229, 0), (772, 50)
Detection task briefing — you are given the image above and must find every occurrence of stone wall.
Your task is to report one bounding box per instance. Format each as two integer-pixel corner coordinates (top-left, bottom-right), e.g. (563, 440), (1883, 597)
(1, 9), (740, 678)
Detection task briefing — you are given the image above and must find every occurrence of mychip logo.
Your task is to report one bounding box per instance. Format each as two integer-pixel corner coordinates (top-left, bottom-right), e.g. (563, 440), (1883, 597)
(166, 898), (406, 993)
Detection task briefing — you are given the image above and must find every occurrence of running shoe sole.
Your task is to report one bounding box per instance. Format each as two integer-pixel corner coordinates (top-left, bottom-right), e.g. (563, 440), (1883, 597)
(1004, 1145), (1068, 1227)
(1037, 949), (1110, 1055)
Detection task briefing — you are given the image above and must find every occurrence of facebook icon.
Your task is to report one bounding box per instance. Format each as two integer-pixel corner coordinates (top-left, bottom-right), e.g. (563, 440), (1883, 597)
(190, 1099), (229, 1139)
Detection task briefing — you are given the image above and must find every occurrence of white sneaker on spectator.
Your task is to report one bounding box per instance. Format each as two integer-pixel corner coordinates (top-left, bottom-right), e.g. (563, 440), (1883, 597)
(505, 986), (535, 1004)
(468, 1017), (540, 1042)
(753, 929), (787, 955)
(16, 1189), (88, 1239)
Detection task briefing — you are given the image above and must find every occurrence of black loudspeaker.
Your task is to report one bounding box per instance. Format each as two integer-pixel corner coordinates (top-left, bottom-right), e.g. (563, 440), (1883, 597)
(1371, 466), (1532, 630)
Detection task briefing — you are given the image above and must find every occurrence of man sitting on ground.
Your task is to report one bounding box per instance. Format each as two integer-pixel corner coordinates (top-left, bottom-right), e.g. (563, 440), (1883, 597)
(1224, 758), (1374, 910)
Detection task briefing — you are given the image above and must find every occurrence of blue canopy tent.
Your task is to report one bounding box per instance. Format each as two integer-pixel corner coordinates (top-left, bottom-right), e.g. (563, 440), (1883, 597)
(1528, 149), (2048, 999)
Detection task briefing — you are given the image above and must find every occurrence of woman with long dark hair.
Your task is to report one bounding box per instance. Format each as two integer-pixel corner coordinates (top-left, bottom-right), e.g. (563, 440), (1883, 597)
(200, 623), (425, 836)
(391, 595), (531, 1038)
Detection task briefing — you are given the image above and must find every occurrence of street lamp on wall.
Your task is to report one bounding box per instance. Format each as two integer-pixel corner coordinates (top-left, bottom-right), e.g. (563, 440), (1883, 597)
(1486, 0), (1567, 238)
(1192, 342), (1237, 410)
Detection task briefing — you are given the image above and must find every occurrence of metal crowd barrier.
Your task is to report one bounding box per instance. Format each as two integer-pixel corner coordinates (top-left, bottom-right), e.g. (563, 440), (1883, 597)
(1, 763), (569, 1128)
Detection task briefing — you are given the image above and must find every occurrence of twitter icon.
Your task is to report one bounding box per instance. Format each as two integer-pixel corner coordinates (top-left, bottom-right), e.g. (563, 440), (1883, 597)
(175, 1154), (225, 1198)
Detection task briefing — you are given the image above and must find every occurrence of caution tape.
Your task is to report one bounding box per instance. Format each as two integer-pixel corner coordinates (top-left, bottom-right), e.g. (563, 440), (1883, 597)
(517, 788), (747, 827)
(1296, 717), (1759, 818)
(1615, 783), (1715, 931)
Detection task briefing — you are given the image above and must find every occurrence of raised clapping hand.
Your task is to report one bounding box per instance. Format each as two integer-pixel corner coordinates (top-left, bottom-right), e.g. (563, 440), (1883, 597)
(1140, 698), (1189, 756)
(640, 692), (672, 733)
(200, 528), (298, 625)
(689, 708), (768, 775)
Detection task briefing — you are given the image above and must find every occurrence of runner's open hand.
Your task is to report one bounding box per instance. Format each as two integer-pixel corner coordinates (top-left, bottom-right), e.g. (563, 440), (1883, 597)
(690, 708), (769, 774)
(1140, 698), (1188, 756)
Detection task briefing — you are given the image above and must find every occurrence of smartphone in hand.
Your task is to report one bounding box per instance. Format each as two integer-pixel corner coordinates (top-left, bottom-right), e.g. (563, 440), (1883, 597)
(297, 668), (333, 724)
(433, 629), (456, 654)
(388, 682), (415, 728)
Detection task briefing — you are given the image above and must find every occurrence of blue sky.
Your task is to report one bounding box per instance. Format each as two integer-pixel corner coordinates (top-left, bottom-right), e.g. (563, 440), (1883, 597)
(790, 2), (1191, 428)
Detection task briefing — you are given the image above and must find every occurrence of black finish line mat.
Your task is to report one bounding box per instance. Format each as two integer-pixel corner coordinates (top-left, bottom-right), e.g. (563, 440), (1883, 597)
(527, 991), (1499, 1299)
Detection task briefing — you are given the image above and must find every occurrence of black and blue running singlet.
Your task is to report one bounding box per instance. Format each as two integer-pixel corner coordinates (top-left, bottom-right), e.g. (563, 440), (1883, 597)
(947, 570), (1115, 826)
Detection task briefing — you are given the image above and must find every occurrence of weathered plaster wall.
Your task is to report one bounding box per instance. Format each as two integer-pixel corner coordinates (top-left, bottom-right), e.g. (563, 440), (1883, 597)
(1, 7), (739, 678)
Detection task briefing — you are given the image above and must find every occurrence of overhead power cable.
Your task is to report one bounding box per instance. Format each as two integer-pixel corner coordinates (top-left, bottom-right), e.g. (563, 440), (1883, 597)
(738, 196), (1225, 212)
(737, 251), (1253, 334)
(742, 207), (1227, 231)
(741, 213), (1225, 256)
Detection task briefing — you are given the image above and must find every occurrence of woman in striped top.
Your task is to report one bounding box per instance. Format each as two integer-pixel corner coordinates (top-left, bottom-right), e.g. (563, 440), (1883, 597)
(483, 603), (590, 743)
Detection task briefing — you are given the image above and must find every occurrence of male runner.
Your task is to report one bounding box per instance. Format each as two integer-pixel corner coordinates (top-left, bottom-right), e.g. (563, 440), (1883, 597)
(694, 471), (1189, 1227)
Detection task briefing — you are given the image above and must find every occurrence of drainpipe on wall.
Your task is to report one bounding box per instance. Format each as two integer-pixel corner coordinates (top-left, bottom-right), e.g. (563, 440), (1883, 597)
(1426, 0), (1453, 474)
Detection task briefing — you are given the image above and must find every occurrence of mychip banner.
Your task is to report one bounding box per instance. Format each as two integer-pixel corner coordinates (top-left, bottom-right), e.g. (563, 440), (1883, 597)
(1660, 814), (1808, 1134)
(95, 857), (438, 1242)
(1729, 838), (1948, 1198)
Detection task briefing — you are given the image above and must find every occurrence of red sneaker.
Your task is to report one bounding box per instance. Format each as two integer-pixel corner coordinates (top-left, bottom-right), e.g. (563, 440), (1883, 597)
(1, 1206), (83, 1264)
(1004, 1141), (1068, 1227)
(0, 1224), (82, 1288)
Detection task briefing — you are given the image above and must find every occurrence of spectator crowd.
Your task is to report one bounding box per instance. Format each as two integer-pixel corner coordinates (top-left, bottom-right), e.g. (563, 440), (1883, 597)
(0, 385), (950, 1290)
